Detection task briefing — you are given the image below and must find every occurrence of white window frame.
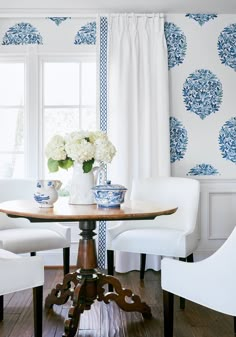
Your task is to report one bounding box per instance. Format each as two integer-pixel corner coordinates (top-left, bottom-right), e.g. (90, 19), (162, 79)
(0, 49), (97, 179)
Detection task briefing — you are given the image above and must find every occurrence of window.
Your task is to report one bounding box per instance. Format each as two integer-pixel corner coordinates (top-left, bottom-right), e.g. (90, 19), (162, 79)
(42, 58), (97, 183)
(0, 62), (25, 177)
(0, 55), (97, 181)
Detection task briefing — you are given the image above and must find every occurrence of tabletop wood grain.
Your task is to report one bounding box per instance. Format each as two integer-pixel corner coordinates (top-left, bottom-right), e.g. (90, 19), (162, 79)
(0, 198), (177, 222)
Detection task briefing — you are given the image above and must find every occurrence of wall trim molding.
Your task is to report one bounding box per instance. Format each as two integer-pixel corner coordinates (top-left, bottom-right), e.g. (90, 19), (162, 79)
(0, 9), (98, 18)
(198, 178), (236, 184)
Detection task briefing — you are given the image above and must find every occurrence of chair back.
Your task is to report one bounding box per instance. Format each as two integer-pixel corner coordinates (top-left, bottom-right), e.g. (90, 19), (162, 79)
(0, 178), (35, 202)
(130, 177), (200, 232)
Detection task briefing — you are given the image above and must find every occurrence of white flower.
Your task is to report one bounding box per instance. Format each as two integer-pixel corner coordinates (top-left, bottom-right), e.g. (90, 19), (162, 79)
(95, 139), (116, 163)
(45, 135), (66, 161)
(89, 130), (107, 143)
(65, 138), (95, 163)
(45, 130), (116, 173)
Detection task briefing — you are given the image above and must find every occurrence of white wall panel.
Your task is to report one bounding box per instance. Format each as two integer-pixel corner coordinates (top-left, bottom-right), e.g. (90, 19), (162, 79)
(209, 192), (236, 239)
(195, 179), (236, 260)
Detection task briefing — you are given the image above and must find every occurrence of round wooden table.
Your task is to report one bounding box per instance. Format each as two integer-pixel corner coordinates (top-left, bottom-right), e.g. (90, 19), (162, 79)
(0, 198), (177, 337)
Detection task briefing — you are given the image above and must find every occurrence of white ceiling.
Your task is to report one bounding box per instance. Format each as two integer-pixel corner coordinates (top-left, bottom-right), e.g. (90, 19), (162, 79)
(0, 0), (236, 15)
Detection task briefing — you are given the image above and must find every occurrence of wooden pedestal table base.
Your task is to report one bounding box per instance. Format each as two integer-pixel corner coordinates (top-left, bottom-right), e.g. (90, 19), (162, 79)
(0, 199), (177, 337)
(45, 220), (151, 337)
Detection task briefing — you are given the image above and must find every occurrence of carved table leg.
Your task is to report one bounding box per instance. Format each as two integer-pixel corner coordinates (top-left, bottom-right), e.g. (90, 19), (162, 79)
(63, 275), (99, 337)
(97, 273), (152, 318)
(63, 278), (86, 337)
(46, 220), (152, 337)
(45, 272), (80, 308)
(62, 220), (99, 337)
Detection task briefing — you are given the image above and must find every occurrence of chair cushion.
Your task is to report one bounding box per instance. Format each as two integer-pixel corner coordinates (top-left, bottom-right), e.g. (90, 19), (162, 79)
(0, 228), (69, 253)
(109, 228), (193, 257)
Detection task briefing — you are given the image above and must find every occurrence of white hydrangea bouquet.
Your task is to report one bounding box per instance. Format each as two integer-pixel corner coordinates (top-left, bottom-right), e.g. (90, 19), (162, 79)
(45, 130), (116, 174)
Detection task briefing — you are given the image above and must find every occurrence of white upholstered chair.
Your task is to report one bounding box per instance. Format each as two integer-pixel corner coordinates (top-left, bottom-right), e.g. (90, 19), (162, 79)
(0, 178), (71, 274)
(107, 177), (200, 307)
(161, 226), (236, 337)
(0, 179), (71, 319)
(0, 248), (44, 337)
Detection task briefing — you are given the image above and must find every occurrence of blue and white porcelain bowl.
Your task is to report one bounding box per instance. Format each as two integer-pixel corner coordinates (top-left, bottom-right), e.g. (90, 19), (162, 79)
(92, 181), (127, 208)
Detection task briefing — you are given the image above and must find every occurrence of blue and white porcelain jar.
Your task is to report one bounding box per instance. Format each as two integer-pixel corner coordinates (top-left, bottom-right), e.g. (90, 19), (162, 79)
(92, 180), (127, 208)
(34, 180), (62, 208)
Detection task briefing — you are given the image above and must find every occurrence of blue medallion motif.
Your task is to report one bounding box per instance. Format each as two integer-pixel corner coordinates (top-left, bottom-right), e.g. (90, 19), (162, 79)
(47, 17), (71, 26)
(185, 14), (217, 26)
(164, 22), (187, 69)
(183, 69), (223, 119)
(2, 22), (43, 45)
(74, 21), (96, 45)
(170, 117), (188, 163)
(219, 117), (236, 163)
(187, 164), (219, 176)
(218, 24), (236, 71)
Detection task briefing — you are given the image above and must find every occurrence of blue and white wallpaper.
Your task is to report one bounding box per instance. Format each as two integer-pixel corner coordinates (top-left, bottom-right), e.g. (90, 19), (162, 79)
(166, 14), (236, 178)
(0, 14), (236, 178)
(0, 17), (96, 49)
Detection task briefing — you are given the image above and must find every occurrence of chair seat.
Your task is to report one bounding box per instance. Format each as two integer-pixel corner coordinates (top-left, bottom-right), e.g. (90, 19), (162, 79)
(0, 228), (69, 254)
(108, 226), (197, 257)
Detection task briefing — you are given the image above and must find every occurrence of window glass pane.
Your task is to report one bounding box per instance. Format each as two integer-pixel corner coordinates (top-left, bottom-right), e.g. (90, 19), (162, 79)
(80, 108), (97, 130)
(0, 108), (24, 151)
(0, 63), (24, 105)
(45, 167), (72, 196)
(81, 63), (96, 105)
(44, 63), (80, 105)
(43, 108), (81, 145)
(0, 154), (24, 178)
(43, 60), (97, 184)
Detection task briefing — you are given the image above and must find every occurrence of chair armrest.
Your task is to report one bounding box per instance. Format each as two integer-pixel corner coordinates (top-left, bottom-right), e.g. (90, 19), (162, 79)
(0, 250), (44, 295)
(25, 221), (71, 241)
(0, 212), (71, 243)
(161, 242), (236, 316)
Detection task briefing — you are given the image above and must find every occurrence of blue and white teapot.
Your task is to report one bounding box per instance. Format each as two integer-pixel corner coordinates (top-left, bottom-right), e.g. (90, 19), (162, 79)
(34, 180), (62, 208)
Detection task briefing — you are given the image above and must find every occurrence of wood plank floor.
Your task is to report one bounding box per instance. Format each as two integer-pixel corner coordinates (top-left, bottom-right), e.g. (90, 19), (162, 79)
(0, 268), (234, 337)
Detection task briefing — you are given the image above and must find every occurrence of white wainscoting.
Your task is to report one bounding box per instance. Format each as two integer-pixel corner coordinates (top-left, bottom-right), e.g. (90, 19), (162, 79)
(38, 179), (236, 266)
(195, 178), (236, 261)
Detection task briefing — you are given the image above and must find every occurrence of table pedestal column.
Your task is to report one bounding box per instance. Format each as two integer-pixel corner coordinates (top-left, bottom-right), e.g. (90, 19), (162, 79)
(45, 220), (152, 337)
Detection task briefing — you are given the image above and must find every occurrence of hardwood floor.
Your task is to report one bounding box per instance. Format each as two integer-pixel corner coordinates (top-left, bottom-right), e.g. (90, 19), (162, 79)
(0, 268), (234, 337)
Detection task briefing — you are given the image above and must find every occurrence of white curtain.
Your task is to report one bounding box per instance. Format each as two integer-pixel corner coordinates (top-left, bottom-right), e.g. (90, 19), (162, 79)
(99, 14), (170, 272)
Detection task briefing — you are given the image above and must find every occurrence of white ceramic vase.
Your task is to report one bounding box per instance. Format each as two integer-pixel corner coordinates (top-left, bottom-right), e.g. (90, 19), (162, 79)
(69, 163), (98, 205)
